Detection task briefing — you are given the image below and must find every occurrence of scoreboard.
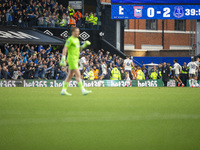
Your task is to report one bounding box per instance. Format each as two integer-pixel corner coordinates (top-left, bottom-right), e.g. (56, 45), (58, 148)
(111, 0), (200, 19)
(112, 5), (200, 19)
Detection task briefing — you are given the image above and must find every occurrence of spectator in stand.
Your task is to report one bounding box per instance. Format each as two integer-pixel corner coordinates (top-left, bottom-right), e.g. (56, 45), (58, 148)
(59, 13), (68, 27)
(68, 15), (76, 27)
(181, 62), (189, 86)
(161, 62), (170, 86)
(68, 5), (75, 16)
(74, 10), (82, 21)
(85, 13), (89, 28)
(42, 12), (50, 27)
(150, 68), (158, 80)
(38, 65), (47, 79)
(131, 67), (137, 80)
(110, 65), (121, 80)
(92, 13), (98, 29)
(46, 64), (55, 79)
(1, 66), (8, 79)
(100, 60), (107, 80)
(76, 17), (82, 28)
(167, 62), (173, 79)
(142, 64), (148, 80)
(0, 65), (2, 79)
(1, 9), (7, 25)
(107, 62), (112, 77)
(6, 6), (13, 26)
(28, 11), (36, 27)
(136, 66), (145, 80)
(12, 67), (23, 80)
(17, 11), (23, 27)
(88, 68), (94, 80)
(88, 12), (94, 29)
(81, 15), (85, 28)
(157, 63), (163, 79)
(57, 67), (67, 80)
(48, 13), (56, 27)
(93, 65), (99, 80)
(120, 69), (125, 80)
(22, 9), (29, 27)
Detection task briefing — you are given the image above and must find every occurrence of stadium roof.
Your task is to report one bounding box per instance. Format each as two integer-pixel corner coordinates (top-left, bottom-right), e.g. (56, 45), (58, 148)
(0, 26), (65, 45)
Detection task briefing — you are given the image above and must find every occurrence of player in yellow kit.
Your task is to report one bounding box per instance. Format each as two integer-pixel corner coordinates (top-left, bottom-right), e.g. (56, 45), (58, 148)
(60, 27), (92, 96)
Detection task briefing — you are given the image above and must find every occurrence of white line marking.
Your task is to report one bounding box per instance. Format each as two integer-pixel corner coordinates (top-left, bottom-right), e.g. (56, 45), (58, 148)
(0, 113), (200, 126)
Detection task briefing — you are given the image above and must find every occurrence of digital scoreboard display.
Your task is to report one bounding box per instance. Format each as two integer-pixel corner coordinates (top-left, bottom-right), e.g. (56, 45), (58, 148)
(111, 5), (200, 19)
(112, 0), (200, 4)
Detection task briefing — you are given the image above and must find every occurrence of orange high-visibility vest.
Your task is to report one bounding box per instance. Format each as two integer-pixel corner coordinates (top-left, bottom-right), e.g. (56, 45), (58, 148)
(74, 12), (82, 20)
(93, 69), (99, 80)
(133, 70), (138, 79)
(69, 18), (76, 27)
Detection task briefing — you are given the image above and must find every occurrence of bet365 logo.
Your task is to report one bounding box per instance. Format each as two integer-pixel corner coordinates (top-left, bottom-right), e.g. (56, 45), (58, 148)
(119, 6), (124, 15)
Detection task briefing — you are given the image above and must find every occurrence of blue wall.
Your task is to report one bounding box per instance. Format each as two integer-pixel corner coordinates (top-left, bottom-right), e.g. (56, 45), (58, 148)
(133, 57), (191, 66)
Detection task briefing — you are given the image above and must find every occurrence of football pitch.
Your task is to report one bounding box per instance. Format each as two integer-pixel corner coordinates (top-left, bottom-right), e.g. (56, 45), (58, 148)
(0, 87), (200, 150)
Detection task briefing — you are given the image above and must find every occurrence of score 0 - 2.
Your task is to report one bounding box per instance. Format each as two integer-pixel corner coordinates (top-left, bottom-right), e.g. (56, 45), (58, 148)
(147, 7), (171, 17)
(147, 7), (200, 18)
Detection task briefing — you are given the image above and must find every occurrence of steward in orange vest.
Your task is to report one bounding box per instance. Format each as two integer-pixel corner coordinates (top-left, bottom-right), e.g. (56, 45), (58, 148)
(68, 16), (76, 27)
(93, 65), (99, 80)
(74, 10), (82, 21)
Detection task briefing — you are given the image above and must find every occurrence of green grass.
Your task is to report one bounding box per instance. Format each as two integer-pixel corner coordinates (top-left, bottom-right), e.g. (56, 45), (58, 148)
(0, 87), (200, 150)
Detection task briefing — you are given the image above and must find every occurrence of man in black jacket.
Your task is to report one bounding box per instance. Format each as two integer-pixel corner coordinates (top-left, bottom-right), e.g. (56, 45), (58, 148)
(161, 62), (170, 87)
(1, 66), (8, 79)
(0, 65), (2, 79)
(181, 62), (189, 86)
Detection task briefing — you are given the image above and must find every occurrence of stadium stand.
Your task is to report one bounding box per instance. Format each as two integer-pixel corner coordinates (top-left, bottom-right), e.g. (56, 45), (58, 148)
(0, 0), (98, 28)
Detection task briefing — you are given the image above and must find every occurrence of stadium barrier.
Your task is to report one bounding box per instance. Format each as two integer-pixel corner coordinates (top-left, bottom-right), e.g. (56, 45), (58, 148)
(0, 79), (176, 87)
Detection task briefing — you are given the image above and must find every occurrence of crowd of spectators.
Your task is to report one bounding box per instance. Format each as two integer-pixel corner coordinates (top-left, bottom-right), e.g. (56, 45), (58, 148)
(0, 0), (98, 29)
(0, 43), (200, 83)
(0, 44), (124, 80)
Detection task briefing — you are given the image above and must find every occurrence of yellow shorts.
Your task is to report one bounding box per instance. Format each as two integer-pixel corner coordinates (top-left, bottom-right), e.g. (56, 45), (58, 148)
(68, 61), (79, 70)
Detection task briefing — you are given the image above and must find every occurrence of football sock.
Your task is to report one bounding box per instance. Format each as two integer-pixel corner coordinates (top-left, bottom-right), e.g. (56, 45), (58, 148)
(195, 80), (197, 86)
(191, 79), (194, 86)
(189, 80), (192, 87)
(63, 81), (69, 90)
(78, 81), (85, 92)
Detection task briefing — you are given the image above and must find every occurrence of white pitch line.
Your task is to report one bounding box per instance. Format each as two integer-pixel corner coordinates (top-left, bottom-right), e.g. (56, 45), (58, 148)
(0, 114), (200, 126)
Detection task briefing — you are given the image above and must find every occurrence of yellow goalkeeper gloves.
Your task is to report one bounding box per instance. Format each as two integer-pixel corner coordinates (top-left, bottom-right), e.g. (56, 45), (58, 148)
(81, 40), (91, 49)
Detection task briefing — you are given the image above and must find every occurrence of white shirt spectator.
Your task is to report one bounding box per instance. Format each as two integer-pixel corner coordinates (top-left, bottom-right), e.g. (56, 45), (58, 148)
(12, 71), (19, 80)
(124, 58), (132, 71)
(187, 62), (198, 74)
(79, 57), (86, 70)
(101, 63), (107, 75)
